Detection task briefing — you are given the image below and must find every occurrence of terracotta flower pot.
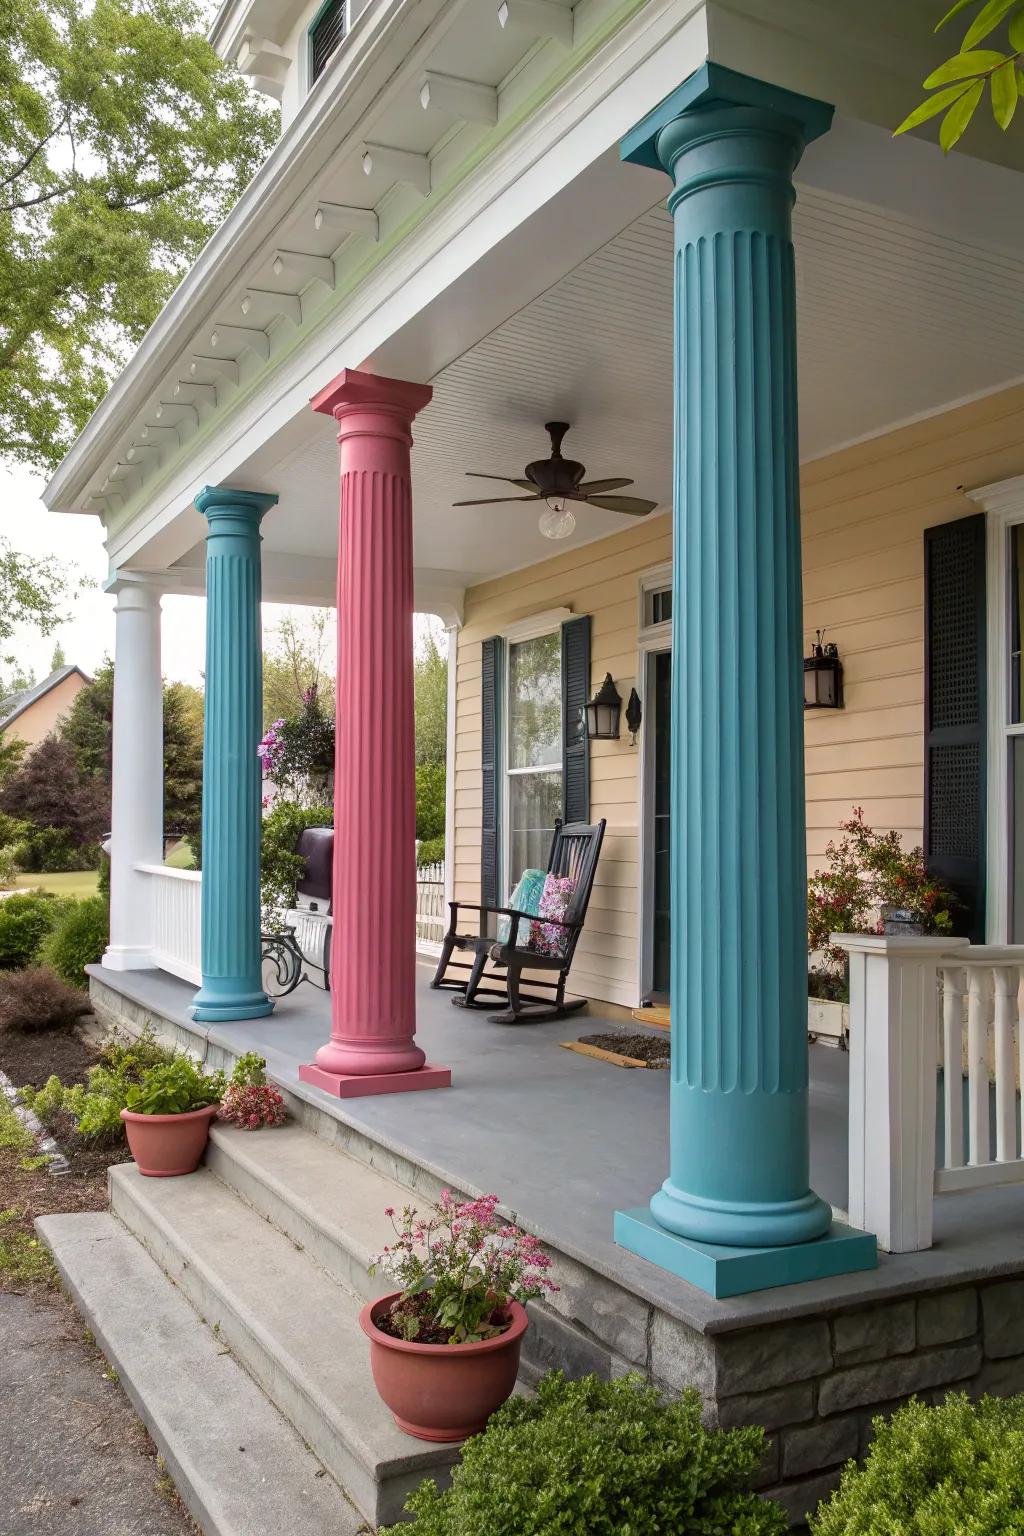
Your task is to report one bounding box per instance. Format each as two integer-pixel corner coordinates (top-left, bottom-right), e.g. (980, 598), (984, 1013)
(120, 1103), (220, 1177)
(359, 1291), (528, 1442)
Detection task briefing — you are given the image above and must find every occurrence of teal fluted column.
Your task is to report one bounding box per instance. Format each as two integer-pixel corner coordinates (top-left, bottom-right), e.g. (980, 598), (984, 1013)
(615, 67), (875, 1295)
(192, 486), (277, 1023)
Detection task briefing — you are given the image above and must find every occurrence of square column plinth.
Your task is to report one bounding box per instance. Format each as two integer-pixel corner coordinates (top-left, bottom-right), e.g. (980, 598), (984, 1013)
(299, 1062), (452, 1099)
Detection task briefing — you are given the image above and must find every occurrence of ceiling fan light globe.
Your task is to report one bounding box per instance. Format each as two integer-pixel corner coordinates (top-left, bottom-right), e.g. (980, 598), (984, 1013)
(539, 504), (576, 540)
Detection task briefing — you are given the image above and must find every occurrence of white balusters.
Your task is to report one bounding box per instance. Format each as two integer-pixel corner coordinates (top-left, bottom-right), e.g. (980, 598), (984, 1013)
(966, 967), (991, 1166)
(136, 864), (202, 984)
(941, 964), (966, 1168)
(994, 966), (1018, 1162)
(415, 860), (446, 951)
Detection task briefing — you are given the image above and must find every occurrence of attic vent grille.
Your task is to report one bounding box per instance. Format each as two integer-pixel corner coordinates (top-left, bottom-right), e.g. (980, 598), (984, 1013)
(310, 0), (347, 83)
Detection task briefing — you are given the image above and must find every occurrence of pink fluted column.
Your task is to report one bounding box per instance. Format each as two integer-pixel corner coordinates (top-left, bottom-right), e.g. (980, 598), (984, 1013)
(299, 368), (451, 1098)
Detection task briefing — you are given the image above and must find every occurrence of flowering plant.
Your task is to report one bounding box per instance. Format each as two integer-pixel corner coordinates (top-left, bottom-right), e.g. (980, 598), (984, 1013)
(808, 807), (957, 998)
(217, 1052), (287, 1130)
(370, 1191), (558, 1345)
(258, 687), (335, 807)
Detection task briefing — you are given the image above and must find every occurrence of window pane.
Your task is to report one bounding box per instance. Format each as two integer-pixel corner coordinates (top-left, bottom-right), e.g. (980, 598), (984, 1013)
(1012, 524), (1024, 724)
(1013, 738), (1024, 943)
(508, 633), (561, 769)
(508, 771), (562, 885)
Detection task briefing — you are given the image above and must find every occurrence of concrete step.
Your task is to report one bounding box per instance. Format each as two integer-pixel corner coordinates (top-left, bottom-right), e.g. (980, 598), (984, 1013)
(109, 1162), (460, 1530)
(206, 1121), (418, 1303)
(36, 1211), (367, 1536)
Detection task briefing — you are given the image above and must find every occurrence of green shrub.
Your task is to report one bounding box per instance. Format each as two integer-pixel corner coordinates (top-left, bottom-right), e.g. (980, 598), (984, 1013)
(14, 825), (101, 874)
(416, 835), (444, 868)
(415, 762), (445, 842)
(0, 968), (92, 1033)
(0, 846), (18, 889)
(0, 892), (64, 969)
(811, 1392), (1024, 1535)
(260, 801), (332, 931)
(20, 1026), (177, 1140)
(383, 1372), (785, 1536)
(38, 895), (109, 987)
(124, 1057), (225, 1115)
(0, 811), (30, 847)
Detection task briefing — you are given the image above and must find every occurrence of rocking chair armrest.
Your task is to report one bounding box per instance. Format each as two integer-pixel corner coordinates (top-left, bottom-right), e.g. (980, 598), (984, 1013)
(445, 900), (535, 943)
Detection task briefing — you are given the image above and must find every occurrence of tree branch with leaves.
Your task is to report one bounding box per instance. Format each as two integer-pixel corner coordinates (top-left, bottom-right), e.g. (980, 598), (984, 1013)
(897, 0), (1024, 149)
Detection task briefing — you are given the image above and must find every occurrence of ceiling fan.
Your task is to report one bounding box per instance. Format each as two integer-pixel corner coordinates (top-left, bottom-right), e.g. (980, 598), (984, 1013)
(453, 421), (658, 540)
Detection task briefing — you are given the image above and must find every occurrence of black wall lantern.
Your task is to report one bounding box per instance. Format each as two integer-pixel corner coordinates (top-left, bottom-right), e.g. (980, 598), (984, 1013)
(804, 630), (843, 709)
(585, 673), (622, 739)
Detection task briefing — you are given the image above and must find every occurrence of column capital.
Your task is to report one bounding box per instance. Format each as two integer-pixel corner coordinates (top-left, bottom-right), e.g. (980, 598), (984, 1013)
(620, 63), (833, 174)
(194, 485), (278, 523)
(103, 571), (164, 610)
(310, 367), (432, 441)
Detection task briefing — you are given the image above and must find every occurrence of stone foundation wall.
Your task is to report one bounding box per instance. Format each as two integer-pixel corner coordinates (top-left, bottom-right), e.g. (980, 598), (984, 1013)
(89, 974), (1024, 1527)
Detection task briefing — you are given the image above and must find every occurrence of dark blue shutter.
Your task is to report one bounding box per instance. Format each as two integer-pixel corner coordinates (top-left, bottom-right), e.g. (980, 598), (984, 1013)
(561, 616), (591, 824)
(924, 513), (987, 941)
(480, 636), (503, 909)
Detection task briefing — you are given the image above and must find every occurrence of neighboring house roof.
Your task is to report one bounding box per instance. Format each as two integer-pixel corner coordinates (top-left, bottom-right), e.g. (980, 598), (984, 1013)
(0, 665), (92, 733)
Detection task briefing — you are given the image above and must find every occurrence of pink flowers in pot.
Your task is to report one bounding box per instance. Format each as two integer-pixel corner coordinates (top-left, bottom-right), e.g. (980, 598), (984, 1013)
(218, 1052), (287, 1131)
(370, 1189), (558, 1345)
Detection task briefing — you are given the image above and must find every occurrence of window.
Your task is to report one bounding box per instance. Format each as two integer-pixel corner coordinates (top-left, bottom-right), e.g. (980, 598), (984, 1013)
(1009, 524), (1024, 938)
(309, 0), (346, 84)
(505, 631), (562, 886)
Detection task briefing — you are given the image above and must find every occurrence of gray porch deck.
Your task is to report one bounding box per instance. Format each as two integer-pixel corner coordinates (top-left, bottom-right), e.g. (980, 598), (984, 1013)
(89, 961), (1024, 1335)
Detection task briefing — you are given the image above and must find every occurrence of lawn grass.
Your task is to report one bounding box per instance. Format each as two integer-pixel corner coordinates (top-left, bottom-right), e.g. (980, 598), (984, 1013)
(11, 870), (100, 898)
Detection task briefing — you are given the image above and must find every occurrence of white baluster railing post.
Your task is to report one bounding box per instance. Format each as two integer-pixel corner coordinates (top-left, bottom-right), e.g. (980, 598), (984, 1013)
(835, 933), (969, 1254)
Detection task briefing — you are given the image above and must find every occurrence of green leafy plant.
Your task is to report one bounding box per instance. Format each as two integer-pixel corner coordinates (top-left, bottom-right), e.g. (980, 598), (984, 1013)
(383, 1371), (785, 1535)
(370, 1191), (557, 1346)
(219, 1054), (286, 1130)
(260, 800), (333, 931)
(897, 0), (1024, 150)
(0, 846), (18, 888)
(416, 836), (445, 868)
(19, 1026), (177, 1140)
(230, 1052), (268, 1087)
(38, 895), (109, 987)
(0, 967), (92, 1033)
(123, 1057), (225, 1116)
(0, 891), (64, 969)
(812, 1392), (1024, 1535)
(259, 687), (335, 806)
(807, 808), (957, 1000)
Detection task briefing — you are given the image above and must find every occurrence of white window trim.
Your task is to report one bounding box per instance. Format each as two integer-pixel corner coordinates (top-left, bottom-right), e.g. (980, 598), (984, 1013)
(967, 477), (1024, 942)
(499, 613), (569, 898)
(636, 561), (673, 1003)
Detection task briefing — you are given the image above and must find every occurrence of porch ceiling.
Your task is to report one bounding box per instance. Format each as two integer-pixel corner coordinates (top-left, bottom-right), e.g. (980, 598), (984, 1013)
(181, 153), (1024, 596)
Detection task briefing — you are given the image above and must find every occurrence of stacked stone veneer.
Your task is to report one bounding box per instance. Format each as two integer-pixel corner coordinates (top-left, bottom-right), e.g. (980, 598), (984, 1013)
(89, 975), (1024, 1528)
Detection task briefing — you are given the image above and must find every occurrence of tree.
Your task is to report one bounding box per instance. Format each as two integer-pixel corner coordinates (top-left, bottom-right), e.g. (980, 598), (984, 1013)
(1, 0), (278, 473)
(897, 0), (1024, 149)
(50, 641), (66, 671)
(263, 610), (335, 727)
(0, 543), (70, 660)
(414, 622), (448, 768)
(0, 735), (107, 846)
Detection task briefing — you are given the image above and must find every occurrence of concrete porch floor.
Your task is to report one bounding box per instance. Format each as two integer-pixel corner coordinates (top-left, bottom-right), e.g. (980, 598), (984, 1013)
(89, 960), (1024, 1334)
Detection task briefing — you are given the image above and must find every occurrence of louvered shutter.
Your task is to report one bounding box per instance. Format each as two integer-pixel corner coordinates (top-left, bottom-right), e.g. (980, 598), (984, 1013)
(310, 0), (346, 82)
(480, 636), (503, 909)
(924, 513), (987, 941)
(561, 615), (591, 824)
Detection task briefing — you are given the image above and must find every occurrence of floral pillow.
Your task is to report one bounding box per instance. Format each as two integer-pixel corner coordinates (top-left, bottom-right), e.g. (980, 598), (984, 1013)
(528, 874), (576, 958)
(497, 868), (546, 946)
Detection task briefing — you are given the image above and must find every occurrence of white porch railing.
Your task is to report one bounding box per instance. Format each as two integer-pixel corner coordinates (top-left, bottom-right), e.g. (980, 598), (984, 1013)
(136, 863), (202, 985)
(415, 860), (446, 952)
(838, 933), (1024, 1254)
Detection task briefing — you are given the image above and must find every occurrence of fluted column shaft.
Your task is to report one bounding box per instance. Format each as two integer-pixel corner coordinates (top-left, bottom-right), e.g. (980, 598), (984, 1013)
(192, 486), (276, 1023)
(299, 369), (450, 1098)
(103, 576), (164, 971)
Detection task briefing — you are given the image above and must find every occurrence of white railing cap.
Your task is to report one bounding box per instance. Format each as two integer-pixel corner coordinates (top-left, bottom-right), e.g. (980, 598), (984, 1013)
(830, 932), (971, 956)
(957, 944), (1024, 965)
(135, 862), (202, 882)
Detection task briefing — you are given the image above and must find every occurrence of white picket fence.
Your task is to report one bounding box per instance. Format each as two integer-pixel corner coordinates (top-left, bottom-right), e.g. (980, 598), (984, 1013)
(136, 863), (202, 985)
(839, 933), (1024, 1253)
(415, 860), (446, 952)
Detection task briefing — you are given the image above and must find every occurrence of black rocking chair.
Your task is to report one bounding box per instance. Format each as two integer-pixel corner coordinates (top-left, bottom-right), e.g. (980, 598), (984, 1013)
(431, 818), (606, 1023)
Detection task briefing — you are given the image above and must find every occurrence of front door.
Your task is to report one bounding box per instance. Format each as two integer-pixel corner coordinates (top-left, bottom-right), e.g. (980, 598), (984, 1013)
(651, 649), (672, 998)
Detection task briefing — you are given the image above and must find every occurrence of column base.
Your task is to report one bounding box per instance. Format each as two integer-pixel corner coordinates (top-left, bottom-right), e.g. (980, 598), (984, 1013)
(101, 945), (156, 972)
(298, 1062), (452, 1099)
(191, 984), (275, 1023)
(614, 1207), (877, 1299)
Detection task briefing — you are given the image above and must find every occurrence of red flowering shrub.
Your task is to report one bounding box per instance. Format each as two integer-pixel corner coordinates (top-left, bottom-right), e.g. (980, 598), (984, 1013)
(808, 807), (957, 998)
(218, 1081), (286, 1130)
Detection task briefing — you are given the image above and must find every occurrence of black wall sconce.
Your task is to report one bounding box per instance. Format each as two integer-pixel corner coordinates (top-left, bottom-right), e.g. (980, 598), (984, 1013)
(804, 630), (843, 709)
(625, 688), (642, 745)
(584, 674), (622, 739)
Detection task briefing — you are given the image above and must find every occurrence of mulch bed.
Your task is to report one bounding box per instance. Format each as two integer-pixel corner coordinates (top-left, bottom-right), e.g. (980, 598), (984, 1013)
(579, 1031), (671, 1067)
(1, 1022), (100, 1095)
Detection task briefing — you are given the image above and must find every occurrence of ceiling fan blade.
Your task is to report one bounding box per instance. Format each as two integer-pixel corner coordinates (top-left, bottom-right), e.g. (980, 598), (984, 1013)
(452, 494), (542, 506)
(465, 474), (537, 491)
(575, 477), (634, 494)
(585, 494), (659, 515)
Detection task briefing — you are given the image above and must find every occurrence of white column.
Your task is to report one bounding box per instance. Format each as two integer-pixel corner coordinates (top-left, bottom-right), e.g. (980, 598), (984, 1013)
(443, 620), (460, 910)
(102, 575), (164, 971)
(836, 933), (969, 1253)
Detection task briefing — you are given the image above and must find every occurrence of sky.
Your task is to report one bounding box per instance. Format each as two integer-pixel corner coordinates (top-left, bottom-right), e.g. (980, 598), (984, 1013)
(1, 462), (440, 690)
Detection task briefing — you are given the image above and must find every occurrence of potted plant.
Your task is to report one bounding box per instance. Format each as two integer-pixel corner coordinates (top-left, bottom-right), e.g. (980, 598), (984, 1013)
(807, 807), (958, 1043)
(120, 1057), (226, 1177)
(218, 1052), (287, 1130)
(360, 1190), (557, 1443)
